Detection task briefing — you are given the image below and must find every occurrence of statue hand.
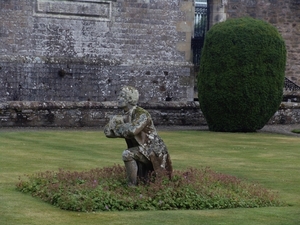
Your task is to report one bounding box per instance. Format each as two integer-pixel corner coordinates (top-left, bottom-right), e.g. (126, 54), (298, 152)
(104, 115), (124, 138)
(117, 123), (134, 138)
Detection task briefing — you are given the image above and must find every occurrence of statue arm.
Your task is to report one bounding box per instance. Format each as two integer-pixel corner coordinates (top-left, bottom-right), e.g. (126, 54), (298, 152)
(118, 113), (148, 138)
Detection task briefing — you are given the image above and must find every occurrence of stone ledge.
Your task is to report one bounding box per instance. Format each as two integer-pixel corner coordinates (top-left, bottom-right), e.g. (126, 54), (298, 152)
(0, 101), (299, 127)
(0, 101), (200, 110)
(280, 102), (300, 109)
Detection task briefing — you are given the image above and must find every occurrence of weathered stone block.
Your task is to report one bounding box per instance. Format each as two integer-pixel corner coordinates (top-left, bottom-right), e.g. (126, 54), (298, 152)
(0, 0), (195, 103)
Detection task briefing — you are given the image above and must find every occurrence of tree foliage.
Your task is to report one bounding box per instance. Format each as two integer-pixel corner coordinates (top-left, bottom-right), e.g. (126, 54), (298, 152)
(198, 17), (286, 132)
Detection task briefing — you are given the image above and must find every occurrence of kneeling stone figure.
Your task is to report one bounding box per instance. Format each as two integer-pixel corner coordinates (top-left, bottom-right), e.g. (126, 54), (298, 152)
(104, 86), (172, 186)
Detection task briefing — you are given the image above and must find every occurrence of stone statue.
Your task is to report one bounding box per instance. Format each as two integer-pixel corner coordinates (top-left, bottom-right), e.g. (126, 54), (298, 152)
(104, 86), (172, 186)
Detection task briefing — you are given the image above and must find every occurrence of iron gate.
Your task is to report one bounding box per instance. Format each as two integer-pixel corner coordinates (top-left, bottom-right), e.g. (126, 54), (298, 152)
(191, 2), (208, 65)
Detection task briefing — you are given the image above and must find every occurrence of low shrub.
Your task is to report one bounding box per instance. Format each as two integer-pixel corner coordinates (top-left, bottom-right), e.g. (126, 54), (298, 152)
(16, 165), (283, 212)
(291, 129), (300, 134)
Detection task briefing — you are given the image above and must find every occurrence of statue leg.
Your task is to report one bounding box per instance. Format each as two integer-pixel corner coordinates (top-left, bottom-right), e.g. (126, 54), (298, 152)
(122, 150), (138, 186)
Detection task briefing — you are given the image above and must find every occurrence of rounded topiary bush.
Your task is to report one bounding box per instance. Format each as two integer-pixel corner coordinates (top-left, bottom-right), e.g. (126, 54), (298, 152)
(198, 17), (286, 132)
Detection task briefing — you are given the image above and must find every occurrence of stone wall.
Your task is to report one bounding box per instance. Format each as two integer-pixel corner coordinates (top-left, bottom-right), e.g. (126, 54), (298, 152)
(0, 0), (194, 103)
(0, 101), (205, 127)
(0, 101), (299, 127)
(222, 0), (300, 85)
(1, 0), (300, 128)
(270, 102), (300, 125)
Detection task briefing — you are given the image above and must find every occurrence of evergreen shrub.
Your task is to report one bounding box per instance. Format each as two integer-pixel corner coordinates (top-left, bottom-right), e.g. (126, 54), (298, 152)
(197, 17), (286, 132)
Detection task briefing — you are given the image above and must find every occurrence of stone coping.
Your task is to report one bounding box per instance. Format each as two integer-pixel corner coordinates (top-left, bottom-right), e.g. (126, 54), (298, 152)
(0, 100), (299, 110)
(0, 101), (201, 110)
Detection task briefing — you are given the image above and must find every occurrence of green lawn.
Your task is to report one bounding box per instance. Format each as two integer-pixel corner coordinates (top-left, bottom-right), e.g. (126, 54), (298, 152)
(0, 129), (299, 225)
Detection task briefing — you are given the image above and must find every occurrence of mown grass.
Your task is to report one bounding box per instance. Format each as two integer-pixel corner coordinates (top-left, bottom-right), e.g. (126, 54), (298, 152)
(1, 128), (300, 225)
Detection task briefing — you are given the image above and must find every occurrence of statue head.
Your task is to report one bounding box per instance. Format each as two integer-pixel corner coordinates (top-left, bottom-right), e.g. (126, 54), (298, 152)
(118, 86), (139, 109)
